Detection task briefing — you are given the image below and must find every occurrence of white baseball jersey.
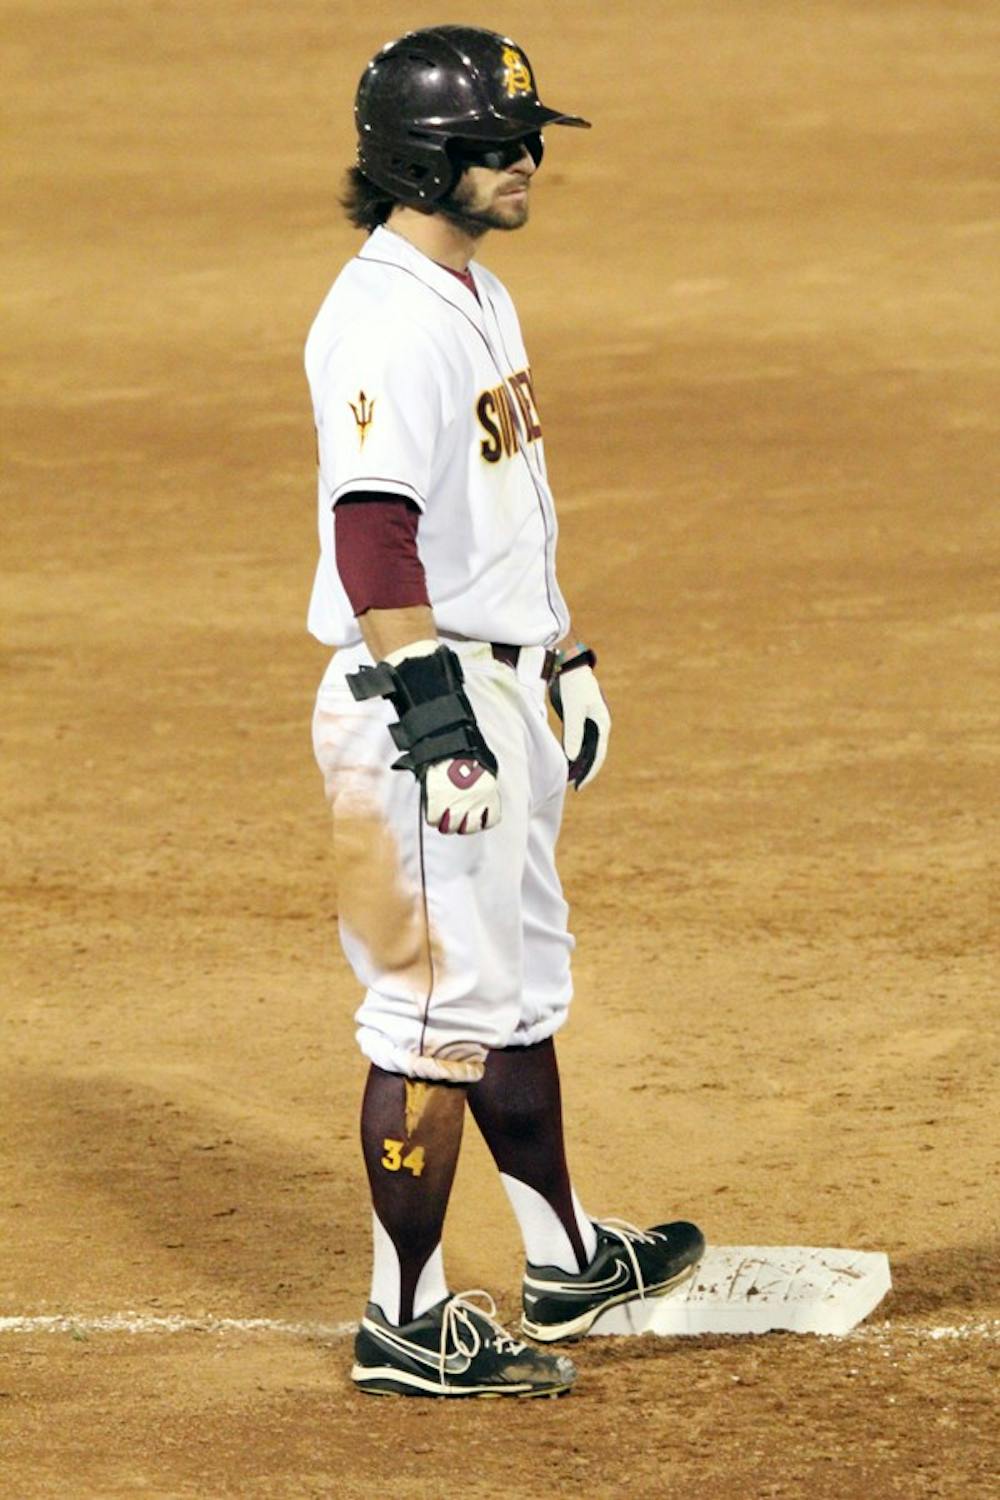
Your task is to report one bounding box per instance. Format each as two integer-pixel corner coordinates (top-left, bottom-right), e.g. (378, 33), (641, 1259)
(305, 225), (570, 648)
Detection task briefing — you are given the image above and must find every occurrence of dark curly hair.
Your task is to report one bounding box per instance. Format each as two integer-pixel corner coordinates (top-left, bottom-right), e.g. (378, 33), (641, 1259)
(340, 165), (398, 231)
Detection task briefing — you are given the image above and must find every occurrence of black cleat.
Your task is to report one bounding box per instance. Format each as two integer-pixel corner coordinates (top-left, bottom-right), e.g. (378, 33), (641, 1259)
(351, 1290), (577, 1398)
(521, 1218), (706, 1342)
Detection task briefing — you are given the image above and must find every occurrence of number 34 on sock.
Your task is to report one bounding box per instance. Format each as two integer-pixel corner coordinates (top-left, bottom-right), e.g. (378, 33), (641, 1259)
(381, 1138), (426, 1177)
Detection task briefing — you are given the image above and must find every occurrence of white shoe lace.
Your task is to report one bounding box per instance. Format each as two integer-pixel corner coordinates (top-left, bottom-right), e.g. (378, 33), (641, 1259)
(438, 1290), (526, 1381)
(593, 1218), (661, 1303)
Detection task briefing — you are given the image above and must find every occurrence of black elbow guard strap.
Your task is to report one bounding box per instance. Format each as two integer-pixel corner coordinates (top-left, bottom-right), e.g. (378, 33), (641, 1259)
(346, 645), (499, 778)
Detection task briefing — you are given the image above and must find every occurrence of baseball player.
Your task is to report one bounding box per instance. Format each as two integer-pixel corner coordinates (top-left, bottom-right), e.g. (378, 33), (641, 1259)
(307, 26), (704, 1398)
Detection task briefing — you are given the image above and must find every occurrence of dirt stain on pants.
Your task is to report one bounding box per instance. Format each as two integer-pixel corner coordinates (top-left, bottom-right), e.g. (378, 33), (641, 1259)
(332, 808), (442, 997)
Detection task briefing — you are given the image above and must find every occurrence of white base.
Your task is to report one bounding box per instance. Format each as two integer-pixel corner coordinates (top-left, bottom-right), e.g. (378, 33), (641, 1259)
(587, 1246), (892, 1338)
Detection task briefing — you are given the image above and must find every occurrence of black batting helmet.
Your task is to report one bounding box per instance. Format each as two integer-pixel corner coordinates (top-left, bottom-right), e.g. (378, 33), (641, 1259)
(355, 26), (591, 204)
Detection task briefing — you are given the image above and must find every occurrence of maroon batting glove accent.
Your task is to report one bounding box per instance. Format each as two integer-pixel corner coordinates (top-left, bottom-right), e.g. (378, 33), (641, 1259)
(567, 717), (601, 789)
(467, 1038), (589, 1272)
(448, 759), (485, 789)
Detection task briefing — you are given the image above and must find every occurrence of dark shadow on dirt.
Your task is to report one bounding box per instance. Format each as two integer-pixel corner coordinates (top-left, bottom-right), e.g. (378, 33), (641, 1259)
(884, 1242), (1000, 1319)
(2, 1066), (366, 1317)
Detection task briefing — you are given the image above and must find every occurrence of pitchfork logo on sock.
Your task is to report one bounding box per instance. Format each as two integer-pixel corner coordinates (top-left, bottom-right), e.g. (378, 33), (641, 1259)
(448, 759), (484, 789)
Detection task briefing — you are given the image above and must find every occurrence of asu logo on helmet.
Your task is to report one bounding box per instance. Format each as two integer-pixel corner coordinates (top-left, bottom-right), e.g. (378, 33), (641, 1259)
(501, 46), (534, 99)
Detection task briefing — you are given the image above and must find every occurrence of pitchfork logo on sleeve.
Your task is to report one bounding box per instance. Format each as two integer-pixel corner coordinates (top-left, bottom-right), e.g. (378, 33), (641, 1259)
(349, 390), (376, 448)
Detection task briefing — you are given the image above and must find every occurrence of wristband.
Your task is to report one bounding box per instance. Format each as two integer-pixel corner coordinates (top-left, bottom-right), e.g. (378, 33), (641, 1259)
(556, 641), (597, 675)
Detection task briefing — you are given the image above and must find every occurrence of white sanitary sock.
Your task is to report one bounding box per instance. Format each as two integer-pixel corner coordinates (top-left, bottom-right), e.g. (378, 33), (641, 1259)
(499, 1174), (598, 1272)
(368, 1211), (449, 1325)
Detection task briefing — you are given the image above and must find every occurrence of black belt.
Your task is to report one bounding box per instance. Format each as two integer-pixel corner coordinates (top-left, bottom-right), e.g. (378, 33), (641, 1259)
(491, 642), (559, 682)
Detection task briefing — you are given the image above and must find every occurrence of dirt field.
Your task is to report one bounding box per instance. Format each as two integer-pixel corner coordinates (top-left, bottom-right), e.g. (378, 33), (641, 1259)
(3, 1), (998, 1495)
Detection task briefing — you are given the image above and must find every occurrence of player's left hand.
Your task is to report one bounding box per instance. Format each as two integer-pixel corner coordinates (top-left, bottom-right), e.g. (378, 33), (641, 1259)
(549, 651), (611, 791)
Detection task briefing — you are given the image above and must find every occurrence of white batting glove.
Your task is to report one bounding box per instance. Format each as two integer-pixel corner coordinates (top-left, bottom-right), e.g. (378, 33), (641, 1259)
(424, 756), (502, 834)
(550, 653), (611, 791)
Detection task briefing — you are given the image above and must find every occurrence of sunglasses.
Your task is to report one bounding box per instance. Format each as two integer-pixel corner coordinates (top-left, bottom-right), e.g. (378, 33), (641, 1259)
(449, 132), (544, 173)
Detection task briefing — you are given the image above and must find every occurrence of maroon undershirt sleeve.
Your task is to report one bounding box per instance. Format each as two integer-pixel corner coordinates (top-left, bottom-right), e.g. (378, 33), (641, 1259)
(334, 492), (431, 615)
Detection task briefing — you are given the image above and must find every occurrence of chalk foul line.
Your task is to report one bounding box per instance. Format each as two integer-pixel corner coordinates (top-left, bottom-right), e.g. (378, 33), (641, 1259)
(0, 1314), (357, 1338)
(0, 1313), (996, 1342)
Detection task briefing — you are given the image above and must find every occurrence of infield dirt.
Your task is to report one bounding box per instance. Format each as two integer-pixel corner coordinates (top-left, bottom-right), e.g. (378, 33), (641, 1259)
(3, 2), (998, 1496)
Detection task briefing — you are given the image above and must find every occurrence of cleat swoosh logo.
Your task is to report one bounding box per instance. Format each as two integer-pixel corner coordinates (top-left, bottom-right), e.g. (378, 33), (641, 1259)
(365, 1319), (471, 1375)
(526, 1257), (634, 1298)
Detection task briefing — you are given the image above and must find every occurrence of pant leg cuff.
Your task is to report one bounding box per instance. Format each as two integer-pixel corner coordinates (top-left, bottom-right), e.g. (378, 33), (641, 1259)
(356, 1027), (487, 1083)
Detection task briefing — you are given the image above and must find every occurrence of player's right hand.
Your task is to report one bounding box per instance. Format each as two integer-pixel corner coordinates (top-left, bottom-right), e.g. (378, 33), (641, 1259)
(424, 757), (501, 834)
(346, 639), (502, 835)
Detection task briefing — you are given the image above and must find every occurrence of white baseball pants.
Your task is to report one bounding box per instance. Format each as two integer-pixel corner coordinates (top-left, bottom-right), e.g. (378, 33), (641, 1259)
(312, 640), (574, 1082)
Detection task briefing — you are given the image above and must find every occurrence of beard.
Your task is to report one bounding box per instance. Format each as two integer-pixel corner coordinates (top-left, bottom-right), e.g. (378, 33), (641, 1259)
(435, 176), (529, 236)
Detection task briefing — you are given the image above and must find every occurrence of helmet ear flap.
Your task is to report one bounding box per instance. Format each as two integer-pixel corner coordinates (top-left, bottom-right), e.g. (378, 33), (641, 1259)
(442, 138), (471, 195)
(357, 128), (454, 203)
